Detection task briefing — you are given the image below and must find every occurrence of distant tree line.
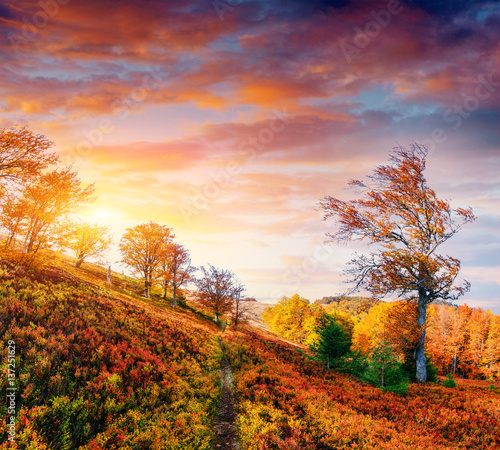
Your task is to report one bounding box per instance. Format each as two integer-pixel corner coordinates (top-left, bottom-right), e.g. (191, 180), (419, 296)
(264, 294), (500, 388)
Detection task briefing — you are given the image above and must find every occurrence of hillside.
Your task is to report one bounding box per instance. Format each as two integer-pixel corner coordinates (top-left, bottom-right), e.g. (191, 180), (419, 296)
(1, 257), (499, 449)
(315, 296), (380, 319)
(225, 328), (500, 449)
(0, 257), (221, 449)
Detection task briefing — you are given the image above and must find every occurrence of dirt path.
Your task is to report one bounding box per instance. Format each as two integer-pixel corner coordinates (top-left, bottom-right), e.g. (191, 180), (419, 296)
(213, 336), (240, 450)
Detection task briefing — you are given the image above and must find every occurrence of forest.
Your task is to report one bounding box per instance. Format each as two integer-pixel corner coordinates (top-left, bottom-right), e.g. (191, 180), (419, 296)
(1, 126), (499, 449)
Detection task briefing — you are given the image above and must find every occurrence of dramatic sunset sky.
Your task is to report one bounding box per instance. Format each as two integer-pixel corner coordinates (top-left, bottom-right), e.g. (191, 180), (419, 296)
(1, 0), (499, 310)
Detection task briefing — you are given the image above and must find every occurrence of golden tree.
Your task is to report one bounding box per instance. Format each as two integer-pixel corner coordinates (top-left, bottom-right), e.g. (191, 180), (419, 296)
(20, 167), (95, 253)
(319, 144), (475, 382)
(119, 221), (174, 297)
(63, 221), (113, 268)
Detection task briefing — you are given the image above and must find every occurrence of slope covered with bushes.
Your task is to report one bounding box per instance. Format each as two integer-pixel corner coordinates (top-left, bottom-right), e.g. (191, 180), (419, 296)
(0, 258), (221, 449)
(224, 329), (500, 450)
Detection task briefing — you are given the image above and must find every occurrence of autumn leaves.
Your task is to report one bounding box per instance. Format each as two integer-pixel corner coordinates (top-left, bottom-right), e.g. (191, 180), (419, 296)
(118, 221), (194, 307)
(319, 143), (476, 382)
(0, 128), (95, 260)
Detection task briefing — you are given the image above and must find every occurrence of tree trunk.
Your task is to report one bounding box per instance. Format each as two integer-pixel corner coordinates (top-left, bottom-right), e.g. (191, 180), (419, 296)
(215, 311), (219, 324)
(415, 298), (428, 382)
(173, 283), (177, 308)
(234, 300), (239, 327)
(75, 253), (85, 268)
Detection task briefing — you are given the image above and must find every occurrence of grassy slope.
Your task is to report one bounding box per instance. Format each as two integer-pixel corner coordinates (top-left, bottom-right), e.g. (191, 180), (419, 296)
(224, 328), (500, 450)
(1, 256), (499, 449)
(0, 257), (221, 449)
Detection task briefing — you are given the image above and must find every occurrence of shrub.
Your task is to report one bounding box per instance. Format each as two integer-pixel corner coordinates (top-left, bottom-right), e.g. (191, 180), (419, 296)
(425, 356), (438, 383)
(333, 351), (368, 377)
(443, 373), (457, 388)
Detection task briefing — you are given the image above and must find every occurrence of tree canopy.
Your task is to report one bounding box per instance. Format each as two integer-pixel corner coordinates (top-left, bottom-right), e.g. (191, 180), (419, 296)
(63, 221), (113, 268)
(319, 144), (475, 382)
(0, 127), (57, 187)
(119, 221), (174, 297)
(195, 264), (242, 324)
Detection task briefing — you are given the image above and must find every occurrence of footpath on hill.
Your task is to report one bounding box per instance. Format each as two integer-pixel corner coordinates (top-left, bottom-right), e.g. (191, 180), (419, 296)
(213, 336), (240, 450)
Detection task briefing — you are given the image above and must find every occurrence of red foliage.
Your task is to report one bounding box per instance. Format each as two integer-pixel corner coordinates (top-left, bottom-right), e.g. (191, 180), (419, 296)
(0, 259), (220, 449)
(225, 329), (500, 449)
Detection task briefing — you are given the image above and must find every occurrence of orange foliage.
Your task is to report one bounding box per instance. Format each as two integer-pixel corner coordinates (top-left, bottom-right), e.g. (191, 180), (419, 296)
(426, 304), (500, 379)
(119, 221), (174, 297)
(352, 301), (420, 358)
(224, 329), (500, 449)
(319, 144), (475, 381)
(0, 259), (220, 449)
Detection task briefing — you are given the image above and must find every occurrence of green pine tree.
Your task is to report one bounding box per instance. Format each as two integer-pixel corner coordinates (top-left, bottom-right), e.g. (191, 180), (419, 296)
(310, 318), (351, 369)
(363, 342), (409, 394)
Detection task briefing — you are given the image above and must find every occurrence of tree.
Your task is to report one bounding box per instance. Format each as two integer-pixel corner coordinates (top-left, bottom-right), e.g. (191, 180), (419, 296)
(262, 294), (321, 344)
(465, 308), (491, 378)
(310, 316), (352, 369)
(164, 243), (196, 307)
(426, 304), (470, 376)
(195, 264), (239, 324)
(63, 221), (113, 268)
(319, 144), (475, 382)
(485, 315), (500, 379)
(119, 221), (174, 297)
(362, 341), (409, 394)
(17, 167), (95, 254)
(231, 281), (247, 327)
(0, 127), (58, 187)
(0, 193), (27, 251)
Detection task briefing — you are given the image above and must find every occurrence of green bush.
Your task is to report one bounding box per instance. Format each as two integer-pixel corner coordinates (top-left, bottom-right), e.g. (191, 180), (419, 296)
(442, 373), (457, 388)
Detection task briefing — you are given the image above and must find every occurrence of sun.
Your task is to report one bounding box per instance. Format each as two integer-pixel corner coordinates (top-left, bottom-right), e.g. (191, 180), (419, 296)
(80, 206), (118, 224)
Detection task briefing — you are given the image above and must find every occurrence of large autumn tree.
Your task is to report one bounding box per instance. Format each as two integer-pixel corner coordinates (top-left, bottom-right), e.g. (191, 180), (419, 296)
(119, 221), (174, 297)
(319, 144), (475, 382)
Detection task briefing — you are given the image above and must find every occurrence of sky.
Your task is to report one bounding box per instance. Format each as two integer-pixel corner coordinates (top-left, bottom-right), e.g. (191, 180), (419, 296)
(1, 0), (499, 311)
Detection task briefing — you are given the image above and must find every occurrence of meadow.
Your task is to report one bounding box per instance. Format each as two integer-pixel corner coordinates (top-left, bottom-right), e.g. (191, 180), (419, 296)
(1, 256), (499, 449)
(0, 258), (221, 449)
